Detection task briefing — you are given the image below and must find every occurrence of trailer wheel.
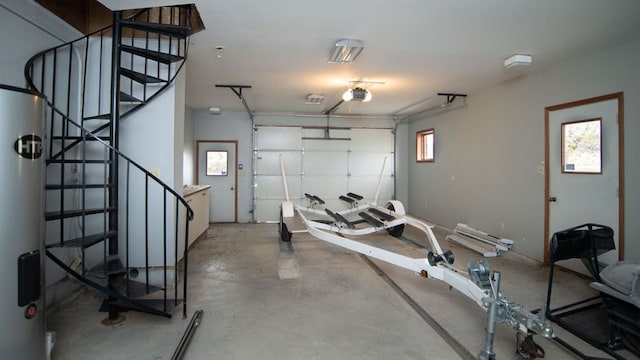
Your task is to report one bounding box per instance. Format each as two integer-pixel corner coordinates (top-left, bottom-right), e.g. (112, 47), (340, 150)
(279, 207), (292, 242)
(386, 202), (405, 238)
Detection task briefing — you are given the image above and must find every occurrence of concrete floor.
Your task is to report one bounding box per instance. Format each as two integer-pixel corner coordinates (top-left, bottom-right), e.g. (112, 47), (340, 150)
(47, 223), (638, 359)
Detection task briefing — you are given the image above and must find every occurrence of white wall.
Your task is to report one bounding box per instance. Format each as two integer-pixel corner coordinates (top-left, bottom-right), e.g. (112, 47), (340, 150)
(406, 37), (640, 262)
(173, 67), (186, 191)
(183, 106), (195, 185)
(193, 110), (254, 222)
(119, 77), (185, 266)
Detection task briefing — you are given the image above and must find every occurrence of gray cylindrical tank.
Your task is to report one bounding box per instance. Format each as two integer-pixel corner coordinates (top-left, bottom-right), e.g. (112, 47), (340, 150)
(0, 84), (46, 359)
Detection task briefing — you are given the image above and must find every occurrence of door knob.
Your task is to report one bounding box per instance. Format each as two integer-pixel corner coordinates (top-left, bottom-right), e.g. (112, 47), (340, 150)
(548, 196), (557, 202)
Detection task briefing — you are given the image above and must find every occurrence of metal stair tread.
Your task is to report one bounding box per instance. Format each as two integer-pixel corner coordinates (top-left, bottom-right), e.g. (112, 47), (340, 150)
(99, 298), (180, 318)
(119, 20), (190, 38)
(120, 44), (184, 64)
(95, 277), (165, 299)
(51, 135), (110, 140)
(84, 113), (111, 120)
(46, 231), (117, 249)
(47, 159), (111, 164)
(45, 207), (116, 221)
(89, 255), (127, 276)
(119, 91), (143, 103)
(45, 183), (114, 190)
(120, 68), (165, 84)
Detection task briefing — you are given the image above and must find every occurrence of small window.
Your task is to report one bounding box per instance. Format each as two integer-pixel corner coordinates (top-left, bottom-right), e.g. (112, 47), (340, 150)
(206, 150), (228, 176)
(561, 118), (602, 174)
(416, 128), (435, 162)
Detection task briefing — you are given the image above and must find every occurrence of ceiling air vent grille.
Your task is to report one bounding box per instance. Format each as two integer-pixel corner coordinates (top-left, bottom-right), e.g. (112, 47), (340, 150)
(305, 94), (324, 104)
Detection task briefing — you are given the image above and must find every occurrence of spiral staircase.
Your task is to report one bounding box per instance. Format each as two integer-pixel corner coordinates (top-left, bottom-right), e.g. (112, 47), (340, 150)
(24, 4), (202, 320)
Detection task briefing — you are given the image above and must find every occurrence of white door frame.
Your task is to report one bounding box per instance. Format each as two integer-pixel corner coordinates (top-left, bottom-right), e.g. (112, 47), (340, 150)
(544, 92), (625, 264)
(196, 140), (238, 223)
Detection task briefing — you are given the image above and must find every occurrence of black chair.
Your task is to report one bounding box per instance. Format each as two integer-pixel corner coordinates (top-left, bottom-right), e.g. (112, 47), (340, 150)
(545, 223), (621, 359)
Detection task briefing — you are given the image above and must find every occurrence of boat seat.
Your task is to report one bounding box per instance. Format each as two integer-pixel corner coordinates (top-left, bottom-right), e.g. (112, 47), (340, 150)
(591, 260), (640, 308)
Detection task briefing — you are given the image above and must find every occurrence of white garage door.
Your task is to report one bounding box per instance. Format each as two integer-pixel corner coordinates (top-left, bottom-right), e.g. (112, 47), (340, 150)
(254, 126), (394, 222)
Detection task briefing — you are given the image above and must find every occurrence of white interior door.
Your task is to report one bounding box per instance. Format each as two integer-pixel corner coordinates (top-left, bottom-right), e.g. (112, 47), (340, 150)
(546, 95), (622, 272)
(197, 141), (237, 222)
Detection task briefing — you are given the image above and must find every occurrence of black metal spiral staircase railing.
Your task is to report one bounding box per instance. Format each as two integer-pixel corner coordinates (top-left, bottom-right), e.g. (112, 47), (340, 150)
(24, 5), (200, 319)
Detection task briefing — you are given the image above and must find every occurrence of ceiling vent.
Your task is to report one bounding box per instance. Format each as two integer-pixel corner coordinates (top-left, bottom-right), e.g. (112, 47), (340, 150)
(305, 94), (325, 104)
(504, 54), (532, 69)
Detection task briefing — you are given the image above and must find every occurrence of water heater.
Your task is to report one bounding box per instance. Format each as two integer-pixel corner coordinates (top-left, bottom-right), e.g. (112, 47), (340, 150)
(0, 84), (46, 359)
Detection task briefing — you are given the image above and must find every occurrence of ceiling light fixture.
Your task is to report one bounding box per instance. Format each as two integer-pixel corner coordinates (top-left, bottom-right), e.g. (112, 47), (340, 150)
(504, 54), (532, 69)
(342, 87), (372, 102)
(328, 39), (364, 64)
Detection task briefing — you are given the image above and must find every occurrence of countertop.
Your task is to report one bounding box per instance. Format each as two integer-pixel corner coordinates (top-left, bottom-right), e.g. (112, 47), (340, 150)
(182, 185), (211, 197)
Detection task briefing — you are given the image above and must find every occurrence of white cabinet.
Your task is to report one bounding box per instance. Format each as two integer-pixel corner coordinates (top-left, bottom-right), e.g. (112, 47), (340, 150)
(184, 186), (210, 247)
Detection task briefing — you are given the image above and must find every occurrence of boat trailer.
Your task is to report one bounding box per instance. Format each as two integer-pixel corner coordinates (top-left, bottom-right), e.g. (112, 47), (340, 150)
(278, 156), (553, 359)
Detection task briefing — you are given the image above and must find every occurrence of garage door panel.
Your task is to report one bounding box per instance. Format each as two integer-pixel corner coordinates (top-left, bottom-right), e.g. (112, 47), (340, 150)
(256, 151), (301, 175)
(302, 128), (351, 147)
(255, 175), (301, 199)
(256, 127), (302, 150)
(302, 176), (348, 201)
(303, 151), (347, 176)
(255, 199), (283, 222)
(349, 152), (393, 177)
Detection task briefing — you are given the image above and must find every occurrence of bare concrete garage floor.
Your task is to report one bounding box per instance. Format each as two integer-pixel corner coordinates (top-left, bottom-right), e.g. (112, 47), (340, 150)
(48, 223), (635, 359)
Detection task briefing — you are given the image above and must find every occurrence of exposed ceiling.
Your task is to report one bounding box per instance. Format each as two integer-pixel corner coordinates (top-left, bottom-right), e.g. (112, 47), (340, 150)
(99, 0), (640, 118)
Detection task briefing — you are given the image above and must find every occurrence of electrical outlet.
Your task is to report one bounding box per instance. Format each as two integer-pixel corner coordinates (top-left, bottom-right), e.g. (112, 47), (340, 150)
(536, 165), (544, 174)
